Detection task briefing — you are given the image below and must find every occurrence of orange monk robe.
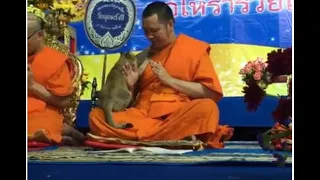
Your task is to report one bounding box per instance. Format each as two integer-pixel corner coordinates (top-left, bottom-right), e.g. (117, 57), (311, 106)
(89, 34), (233, 148)
(28, 46), (74, 144)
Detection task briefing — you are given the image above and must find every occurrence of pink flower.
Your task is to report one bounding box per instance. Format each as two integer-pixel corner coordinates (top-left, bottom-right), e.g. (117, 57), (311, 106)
(243, 66), (251, 74)
(263, 63), (268, 68)
(246, 62), (254, 69)
(253, 71), (262, 80)
(254, 64), (263, 72)
(240, 65), (252, 75)
(256, 57), (264, 63)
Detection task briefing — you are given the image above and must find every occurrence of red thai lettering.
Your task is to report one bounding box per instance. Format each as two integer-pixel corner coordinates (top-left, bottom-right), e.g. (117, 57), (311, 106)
(207, 0), (222, 16)
(181, 0), (189, 17)
(287, 0), (292, 11)
(167, 1), (178, 16)
(222, 0), (235, 14)
(256, 0), (265, 13)
(188, 1), (206, 16)
(235, 0), (250, 14)
(267, 0), (283, 12)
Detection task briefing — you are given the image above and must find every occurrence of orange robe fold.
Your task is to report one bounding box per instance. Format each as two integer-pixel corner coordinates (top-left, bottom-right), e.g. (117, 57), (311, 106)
(89, 34), (233, 148)
(28, 47), (74, 144)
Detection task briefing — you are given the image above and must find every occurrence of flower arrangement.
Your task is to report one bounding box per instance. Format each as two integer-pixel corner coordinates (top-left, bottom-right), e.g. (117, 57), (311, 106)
(239, 57), (270, 111)
(263, 48), (292, 127)
(239, 47), (292, 165)
(239, 48), (292, 112)
(257, 122), (292, 151)
(81, 69), (91, 96)
(50, 0), (77, 22)
(266, 48), (292, 80)
(272, 96), (292, 125)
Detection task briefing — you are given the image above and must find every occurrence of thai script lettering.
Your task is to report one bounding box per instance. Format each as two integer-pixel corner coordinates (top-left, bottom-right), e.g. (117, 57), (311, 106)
(97, 4), (125, 13)
(97, 12), (125, 22)
(96, 24), (122, 30)
(166, 0), (292, 17)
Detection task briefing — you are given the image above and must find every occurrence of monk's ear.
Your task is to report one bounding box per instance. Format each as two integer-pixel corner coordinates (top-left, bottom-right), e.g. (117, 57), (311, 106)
(37, 30), (45, 39)
(167, 19), (174, 32)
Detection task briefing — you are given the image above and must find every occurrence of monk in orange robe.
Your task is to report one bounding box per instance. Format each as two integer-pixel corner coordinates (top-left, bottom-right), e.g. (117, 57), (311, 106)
(27, 13), (84, 145)
(89, 1), (234, 148)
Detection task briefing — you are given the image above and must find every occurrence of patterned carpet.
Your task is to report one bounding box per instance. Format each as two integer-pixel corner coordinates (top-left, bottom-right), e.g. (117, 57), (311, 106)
(28, 141), (292, 165)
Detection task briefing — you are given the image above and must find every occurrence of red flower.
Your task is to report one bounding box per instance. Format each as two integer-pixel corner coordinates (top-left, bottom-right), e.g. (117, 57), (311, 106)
(266, 47), (292, 79)
(271, 138), (281, 146)
(242, 79), (266, 111)
(274, 144), (283, 150)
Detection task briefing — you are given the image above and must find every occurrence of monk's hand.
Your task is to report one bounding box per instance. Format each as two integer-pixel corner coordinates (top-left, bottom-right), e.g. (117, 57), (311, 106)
(122, 61), (139, 89)
(150, 61), (174, 86)
(28, 65), (36, 90)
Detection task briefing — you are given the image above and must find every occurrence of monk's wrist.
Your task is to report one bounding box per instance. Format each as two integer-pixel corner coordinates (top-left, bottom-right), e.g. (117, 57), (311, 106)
(128, 84), (134, 90)
(128, 83), (136, 94)
(28, 81), (39, 92)
(167, 77), (176, 88)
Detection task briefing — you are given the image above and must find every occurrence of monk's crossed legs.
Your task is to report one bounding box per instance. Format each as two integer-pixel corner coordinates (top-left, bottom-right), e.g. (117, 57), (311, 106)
(89, 98), (233, 146)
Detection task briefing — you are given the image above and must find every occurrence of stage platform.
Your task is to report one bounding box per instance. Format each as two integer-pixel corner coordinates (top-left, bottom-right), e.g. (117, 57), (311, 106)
(28, 141), (292, 180)
(75, 97), (281, 129)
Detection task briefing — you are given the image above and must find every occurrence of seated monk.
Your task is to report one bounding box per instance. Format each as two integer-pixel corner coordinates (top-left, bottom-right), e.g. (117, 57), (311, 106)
(27, 13), (84, 145)
(89, 1), (234, 148)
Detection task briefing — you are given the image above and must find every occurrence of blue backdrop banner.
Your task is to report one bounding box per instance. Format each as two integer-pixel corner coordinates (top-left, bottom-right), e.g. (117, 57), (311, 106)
(71, 0), (292, 55)
(69, 0), (292, 99)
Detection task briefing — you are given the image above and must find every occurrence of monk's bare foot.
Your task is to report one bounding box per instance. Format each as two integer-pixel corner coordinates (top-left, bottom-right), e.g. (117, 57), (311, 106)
(62, 123), (85, 145)
(61, 136), (76, 146)
(183, 135), (197, 141)
(28, 129), (51, 144)
(220, 128), (234, 142)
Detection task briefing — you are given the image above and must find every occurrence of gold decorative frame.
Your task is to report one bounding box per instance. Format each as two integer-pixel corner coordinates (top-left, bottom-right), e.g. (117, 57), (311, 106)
(63, 26), (77, 54)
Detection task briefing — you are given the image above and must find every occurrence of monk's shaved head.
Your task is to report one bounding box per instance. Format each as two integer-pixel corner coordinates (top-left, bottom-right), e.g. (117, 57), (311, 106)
(28, 13), (45, 55)
(28, 13), (42, 33)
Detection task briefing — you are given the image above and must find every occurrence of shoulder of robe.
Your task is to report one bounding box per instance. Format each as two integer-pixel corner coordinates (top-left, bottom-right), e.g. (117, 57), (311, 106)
(176, 34), (211, 62)
(178, 34), (210, 54)
(43, 46), (69, 61)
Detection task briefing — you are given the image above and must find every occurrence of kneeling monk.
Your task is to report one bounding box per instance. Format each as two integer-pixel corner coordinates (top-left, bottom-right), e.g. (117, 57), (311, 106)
(27, 13), (84, 145)
(89, 1), (233, 148)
